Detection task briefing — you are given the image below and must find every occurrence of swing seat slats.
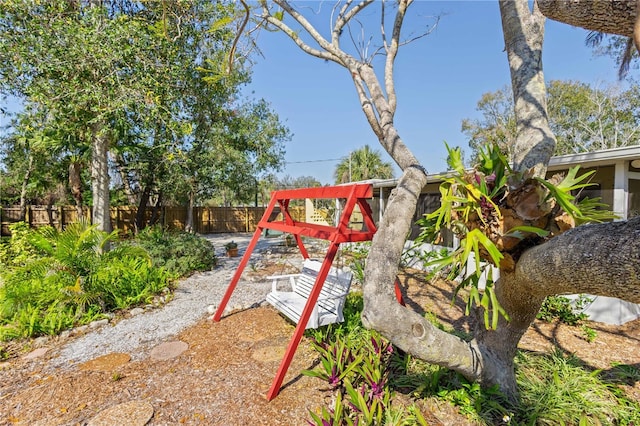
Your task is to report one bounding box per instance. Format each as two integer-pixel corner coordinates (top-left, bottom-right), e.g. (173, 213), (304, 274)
(266, 259), (353, 329)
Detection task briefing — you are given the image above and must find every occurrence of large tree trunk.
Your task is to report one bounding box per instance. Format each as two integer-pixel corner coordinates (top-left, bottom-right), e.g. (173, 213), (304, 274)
(501, 0), (556, 175)
(264, 0), (640, 405)
(537, 0), (636, 38)
(90, 124), (111, 233)
(110, 151), (138, 205)
(135, 180), (152, 232)
(462, 0), (559, 401)
(68, 160), (84, 220)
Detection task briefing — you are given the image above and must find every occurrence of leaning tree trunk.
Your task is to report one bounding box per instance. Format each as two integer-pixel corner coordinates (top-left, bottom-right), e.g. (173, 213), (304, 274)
(263, 0), (640, 406)
(537, 0), (637, 38)
(90, 123), (111, 233)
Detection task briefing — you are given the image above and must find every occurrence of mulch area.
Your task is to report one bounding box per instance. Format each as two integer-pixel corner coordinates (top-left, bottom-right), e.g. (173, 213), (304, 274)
(1, 267), (639, 425)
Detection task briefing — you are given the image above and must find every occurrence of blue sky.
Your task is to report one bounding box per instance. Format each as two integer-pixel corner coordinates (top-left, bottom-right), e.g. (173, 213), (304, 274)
(246, 1), (623, 184)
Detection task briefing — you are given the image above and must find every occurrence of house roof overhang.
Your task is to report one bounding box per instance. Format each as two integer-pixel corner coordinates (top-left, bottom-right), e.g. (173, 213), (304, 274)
(364, 146), (640, 191)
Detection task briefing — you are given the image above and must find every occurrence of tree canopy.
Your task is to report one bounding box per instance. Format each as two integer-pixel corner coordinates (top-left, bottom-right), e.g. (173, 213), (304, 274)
(0, 0), (289, 230)
(333, 145), (395, 184)
(463, 80), (640, 164)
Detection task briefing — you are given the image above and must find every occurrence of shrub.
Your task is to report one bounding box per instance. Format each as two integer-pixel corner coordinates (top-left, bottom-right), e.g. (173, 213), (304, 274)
(0, 222), (172, 340)
(0, 222), (42, 268)
(537, 295), (591, 326)
(133, 226), (216, 277)
(305, 293), (430, 425)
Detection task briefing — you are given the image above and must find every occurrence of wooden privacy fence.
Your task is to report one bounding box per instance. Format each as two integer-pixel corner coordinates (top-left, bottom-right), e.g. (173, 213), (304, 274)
(0, 205), (306, 236)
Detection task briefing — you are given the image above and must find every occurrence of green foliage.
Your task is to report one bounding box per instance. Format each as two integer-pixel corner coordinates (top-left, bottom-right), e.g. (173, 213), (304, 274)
(537, 295), (591, 326)
(0, 222), (172, 341)
(0, 222), (42, 267)
(517, 349), (640, 425)
(305, 295), (639, 425)
(609, 362), (640, 385)
(132, 226), (216, 278)
(416, 142), (614, 330)
(341, 242), (371, 285)
(334, 145), (395, 184)
(536, 167), (616, 224)
(581, 324), (598, 343)
(0, 1), (289, 214)
(463, 81), (640, 162)
(305, 294), (435, 425)
(305, 330), (405, 425)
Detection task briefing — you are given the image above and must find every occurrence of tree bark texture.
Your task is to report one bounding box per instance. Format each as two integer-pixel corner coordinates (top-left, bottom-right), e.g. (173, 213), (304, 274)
(500, 0), (556, 176)
(69, 161), (84, 220)
(135, 182), (152, 232)
(537, 0), (637, 38)
(515, 216), (640, 303)
(90, 124), (111, 233)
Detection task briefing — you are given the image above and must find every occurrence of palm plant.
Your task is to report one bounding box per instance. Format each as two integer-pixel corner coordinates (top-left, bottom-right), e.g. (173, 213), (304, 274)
(334, 145), (394, 184)
(0, 221), (168, 339)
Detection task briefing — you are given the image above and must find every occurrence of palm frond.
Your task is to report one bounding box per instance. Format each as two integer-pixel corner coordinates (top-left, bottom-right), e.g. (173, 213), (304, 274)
(585, 31), (604, 48)
(618, 37), (635, 80)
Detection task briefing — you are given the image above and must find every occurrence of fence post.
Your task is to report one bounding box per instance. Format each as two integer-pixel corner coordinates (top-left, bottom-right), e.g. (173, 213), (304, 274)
(25, 205), (31, 227)
(58, 206), (64, 230)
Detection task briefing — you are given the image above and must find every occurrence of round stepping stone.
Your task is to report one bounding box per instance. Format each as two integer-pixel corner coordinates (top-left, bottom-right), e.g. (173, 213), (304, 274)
(22, 347), (49, 360)
(87, 400), (153, 426)
(149, 340), (188, 361)
(79, 353), (131, 371)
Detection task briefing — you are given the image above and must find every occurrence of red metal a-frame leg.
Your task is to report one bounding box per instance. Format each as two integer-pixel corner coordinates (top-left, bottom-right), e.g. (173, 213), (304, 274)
(266, 241), (341, 400)
(212, 183), (379, 400)
(212, 196), (279, 323)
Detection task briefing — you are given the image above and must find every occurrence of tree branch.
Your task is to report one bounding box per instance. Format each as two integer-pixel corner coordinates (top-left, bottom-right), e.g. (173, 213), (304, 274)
(331, 0), (374, 49)
(260, 1), (338, 62)
(515, 216), (640, 303)
(352, 76), (384, 138)
(537, 0), (636, 38)
(268, 0), (345, 63)
(384, 0), (411, 115)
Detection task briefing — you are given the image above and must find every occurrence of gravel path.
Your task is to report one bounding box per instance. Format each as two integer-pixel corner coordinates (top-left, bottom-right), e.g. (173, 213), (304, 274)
(49, 233), (304, 368)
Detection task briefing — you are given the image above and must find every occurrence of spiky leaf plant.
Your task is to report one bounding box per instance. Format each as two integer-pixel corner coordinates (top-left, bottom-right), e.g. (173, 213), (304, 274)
(416, 143), (616, 329)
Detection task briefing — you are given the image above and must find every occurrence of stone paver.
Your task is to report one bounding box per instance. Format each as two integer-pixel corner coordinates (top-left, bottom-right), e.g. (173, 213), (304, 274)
(22, 347), (49, 360)
(87, 400), (153, 426)
(149, 340), (188, 361)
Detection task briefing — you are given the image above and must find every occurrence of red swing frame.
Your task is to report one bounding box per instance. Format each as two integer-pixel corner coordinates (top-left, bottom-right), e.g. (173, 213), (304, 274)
(212, 183), (403, 400)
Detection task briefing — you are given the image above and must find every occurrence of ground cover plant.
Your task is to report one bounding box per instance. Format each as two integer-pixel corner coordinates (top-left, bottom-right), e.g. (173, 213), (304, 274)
(305, 292), (640, 425)
(130, 225), (216, 278)
(0, 222), (215, 342)
(309, 247), (640, 425)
